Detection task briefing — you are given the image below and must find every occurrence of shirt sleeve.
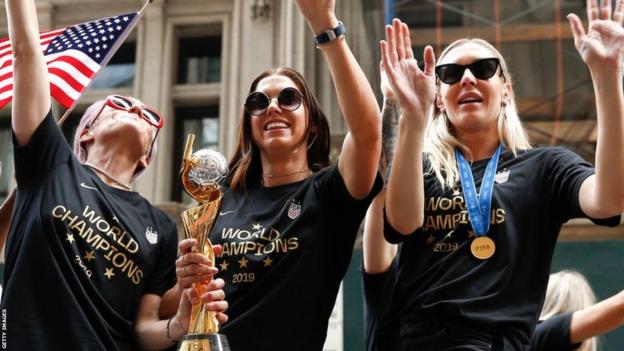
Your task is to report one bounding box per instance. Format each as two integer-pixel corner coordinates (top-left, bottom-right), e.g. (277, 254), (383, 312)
(546, 147), (620, 226)
(13, 111), (73, 187)
(143, 215), (178, 296)
(530, 312), (582, 351)
(362, 263), (396, 324)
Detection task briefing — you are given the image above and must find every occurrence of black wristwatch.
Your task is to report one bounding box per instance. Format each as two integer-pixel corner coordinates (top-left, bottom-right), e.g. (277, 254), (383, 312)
(313, 21), (346, 46)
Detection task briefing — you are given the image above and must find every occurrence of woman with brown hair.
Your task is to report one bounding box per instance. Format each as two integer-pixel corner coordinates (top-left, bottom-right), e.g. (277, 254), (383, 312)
(175, 0), (382, 350)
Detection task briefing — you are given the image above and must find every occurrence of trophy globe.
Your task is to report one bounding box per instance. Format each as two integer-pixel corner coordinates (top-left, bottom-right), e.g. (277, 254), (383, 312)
(181, 148), (227, 203)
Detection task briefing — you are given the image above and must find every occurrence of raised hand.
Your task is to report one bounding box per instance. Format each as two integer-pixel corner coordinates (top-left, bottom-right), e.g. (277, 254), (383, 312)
(568, 0), (624, 72)
(294, 0), (339, 34)
(380, 19), (436, 125)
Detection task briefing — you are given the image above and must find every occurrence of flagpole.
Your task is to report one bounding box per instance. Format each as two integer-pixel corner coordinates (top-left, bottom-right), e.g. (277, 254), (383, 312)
(139, 0), (154, 15)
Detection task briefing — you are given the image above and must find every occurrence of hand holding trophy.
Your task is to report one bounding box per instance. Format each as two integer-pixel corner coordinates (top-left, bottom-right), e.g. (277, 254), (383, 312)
(178, 134), (230, 351)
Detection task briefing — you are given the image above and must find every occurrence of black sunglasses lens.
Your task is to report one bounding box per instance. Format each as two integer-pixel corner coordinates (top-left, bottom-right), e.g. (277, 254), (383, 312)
(278, 88), (303, 111)
(437, 64), (463, 84)
(143, 108), (161, 125)
(245, 92), (269, 115)
(111, 95), (133, 109)
(470, 59), (499, 80)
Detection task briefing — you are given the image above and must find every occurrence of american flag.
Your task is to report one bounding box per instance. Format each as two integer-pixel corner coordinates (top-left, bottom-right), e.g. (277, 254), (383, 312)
(0, 12), (140, 109)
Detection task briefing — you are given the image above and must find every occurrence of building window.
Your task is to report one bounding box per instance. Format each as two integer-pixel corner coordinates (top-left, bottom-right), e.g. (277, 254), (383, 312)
(171, 105), (220, 203)
(90, 41), (136, 89)
(177, 36), (222, 84)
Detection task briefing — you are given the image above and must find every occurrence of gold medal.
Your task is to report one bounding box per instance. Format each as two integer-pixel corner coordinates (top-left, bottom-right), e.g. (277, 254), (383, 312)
(470, 236), (496, 260)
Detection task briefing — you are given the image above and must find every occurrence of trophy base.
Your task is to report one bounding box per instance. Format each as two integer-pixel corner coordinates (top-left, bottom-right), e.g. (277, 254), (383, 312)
(177, 333), (231, 351)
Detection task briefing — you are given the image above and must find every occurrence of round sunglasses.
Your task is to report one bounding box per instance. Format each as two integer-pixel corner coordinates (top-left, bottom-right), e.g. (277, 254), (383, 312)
(435, 58), (501, 85)
(244, 87), (304, 116)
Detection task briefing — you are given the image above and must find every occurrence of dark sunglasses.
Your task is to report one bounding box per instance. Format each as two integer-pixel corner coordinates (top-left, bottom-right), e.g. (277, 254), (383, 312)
(435, 58), (501, 85)
(244, 87), (304, 116)
(105, 95), (164, 129)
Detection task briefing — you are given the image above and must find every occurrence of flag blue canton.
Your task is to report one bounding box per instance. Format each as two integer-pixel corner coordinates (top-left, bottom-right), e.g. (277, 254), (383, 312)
(44, 13), (138, 64)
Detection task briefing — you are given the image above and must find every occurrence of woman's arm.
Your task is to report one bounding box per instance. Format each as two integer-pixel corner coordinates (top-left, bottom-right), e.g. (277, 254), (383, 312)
(570, 290), (624, 343)
(294, 0), (381, 200)
(135, 280), (228, 351)
(381, 20), (435, 235)
(569, 0), (624, 217)
(363, 72), (399, 274)
(6, 0), (51, 146)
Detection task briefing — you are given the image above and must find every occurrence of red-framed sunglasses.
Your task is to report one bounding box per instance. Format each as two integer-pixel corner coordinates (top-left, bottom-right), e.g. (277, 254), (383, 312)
(91, 95), (164, 156)
(104, 95), (164, 128)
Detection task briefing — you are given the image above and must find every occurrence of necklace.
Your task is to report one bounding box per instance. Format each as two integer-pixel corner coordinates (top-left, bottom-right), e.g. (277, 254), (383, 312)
(84, 162), (132, 191)
(262, 168), (310, 179)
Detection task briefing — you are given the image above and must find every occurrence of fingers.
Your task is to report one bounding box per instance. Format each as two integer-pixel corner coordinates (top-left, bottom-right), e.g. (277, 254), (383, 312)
(380, 41), (395, 78)
(600, 0), (613, 20)
(588, 0), (600, 22)
(567, 14), (586, 50)
(401, 22), (415, 60)
(176, 251), (218, 288)
(205, 300), (229, 313)
(422, 45), (436, 77)
(614, 0), (624, 24)
(178, 238), (197, 255)
(385, 25), (399, 67)
(204, 277), (226, 292)
(393, 19), (406, 60)
(216, 312), (229, 324)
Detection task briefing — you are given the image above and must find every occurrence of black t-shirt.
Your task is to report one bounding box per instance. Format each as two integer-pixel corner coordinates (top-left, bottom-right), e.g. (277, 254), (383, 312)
(211, 165), (382, 351)
(530, 313), (582, 351)
(362, 260), (401, 351)
(1, 112), (178, 350)
(383, 147), (619, 350)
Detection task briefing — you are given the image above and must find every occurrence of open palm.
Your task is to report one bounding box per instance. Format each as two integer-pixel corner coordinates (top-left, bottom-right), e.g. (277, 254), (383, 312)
(569, 0), (624, 69)
(380, 19), (436, 124)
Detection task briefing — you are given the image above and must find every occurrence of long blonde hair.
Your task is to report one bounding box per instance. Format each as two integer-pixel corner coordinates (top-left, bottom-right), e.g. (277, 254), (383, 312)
(540, 270), (598, 351)
(425, 39), (531, 189)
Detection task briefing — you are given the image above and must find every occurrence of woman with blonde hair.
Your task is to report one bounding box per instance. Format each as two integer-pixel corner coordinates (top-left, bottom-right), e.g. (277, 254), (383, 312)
(532, 270), (624, 351)
(376, 0), (624, 349)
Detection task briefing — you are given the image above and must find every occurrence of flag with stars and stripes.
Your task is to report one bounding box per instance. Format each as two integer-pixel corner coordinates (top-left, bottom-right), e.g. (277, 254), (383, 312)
(0, 12), (140, 109)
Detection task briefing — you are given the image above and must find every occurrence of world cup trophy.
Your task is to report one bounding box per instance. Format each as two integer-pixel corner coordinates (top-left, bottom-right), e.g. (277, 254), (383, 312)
(177, 134), (230, 351)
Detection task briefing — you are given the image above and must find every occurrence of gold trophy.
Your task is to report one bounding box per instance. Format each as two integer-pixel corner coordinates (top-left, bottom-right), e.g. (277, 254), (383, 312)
(177, 134), (230, 351)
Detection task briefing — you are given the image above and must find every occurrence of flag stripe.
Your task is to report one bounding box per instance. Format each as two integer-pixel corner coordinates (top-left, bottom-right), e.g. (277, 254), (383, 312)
(0, 13), (139, 109)
(50, 84), (73, 108)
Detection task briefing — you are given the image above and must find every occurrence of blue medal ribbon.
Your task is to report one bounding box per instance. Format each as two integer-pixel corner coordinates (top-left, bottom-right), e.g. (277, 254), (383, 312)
(455, 145), (503, 236)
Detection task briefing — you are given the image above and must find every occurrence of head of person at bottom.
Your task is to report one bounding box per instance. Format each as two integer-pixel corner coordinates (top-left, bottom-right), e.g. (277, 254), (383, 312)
(229, 67), (331, 192)
(427, 38), (531, 188)
(71, 95), (164, 183)
(540, 270), (597, 351)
